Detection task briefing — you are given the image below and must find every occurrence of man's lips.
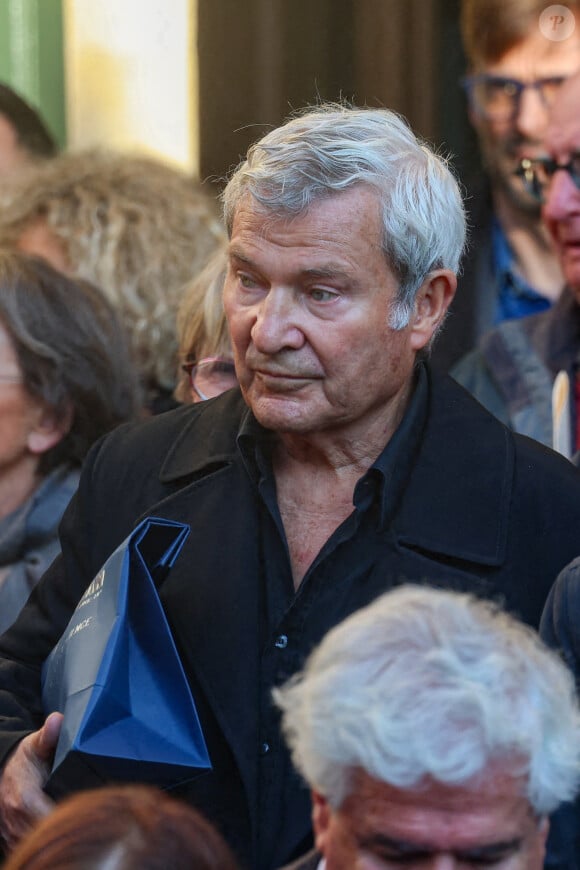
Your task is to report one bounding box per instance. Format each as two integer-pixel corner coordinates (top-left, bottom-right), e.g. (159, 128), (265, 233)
(555, 230), (580, 247)
(253, 368), (320, 381)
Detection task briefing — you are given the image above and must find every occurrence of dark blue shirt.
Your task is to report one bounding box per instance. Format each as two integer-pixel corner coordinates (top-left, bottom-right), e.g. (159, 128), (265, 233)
(492, 218), (552, 324)
(236, 365), (429, 867)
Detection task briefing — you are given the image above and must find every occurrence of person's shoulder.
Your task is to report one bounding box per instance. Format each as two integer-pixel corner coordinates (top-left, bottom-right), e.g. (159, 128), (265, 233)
(512, 428), (580, 478)
(432, 365), (507, 423)
(85, 389), (248, 483)
(102, 390), (246, 453)
(449, 345), (506, 420)
(432, 370), (580, 485)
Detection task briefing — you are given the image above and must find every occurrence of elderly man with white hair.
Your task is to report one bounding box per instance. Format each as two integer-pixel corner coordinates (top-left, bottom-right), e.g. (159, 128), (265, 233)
(276, 585), (580, 869)
(0, 105), (579, 870)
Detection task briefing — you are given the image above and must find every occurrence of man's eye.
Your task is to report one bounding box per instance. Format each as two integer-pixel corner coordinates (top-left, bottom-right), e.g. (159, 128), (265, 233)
(238, 273), (257, 288)
(310, 288), (337, 302)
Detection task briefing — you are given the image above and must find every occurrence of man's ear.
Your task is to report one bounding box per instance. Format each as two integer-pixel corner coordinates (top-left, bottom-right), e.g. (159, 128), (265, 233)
(311, 790), (332, 854)
(409, 269), (457, 352)
(27, 403), (73, 455)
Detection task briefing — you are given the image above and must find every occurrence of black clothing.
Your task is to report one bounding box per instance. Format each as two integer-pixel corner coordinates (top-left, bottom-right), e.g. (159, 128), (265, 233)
(0, 365), (579, 869)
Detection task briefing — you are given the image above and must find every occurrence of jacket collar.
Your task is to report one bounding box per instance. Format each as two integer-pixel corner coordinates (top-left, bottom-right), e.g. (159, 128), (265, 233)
(159, 373), (514, 568)
(159, 390), (248, 482)
(392, 370), (514, 567)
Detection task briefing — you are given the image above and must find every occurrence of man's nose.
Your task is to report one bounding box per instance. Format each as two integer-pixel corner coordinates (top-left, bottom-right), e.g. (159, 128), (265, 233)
(250, 287), (305, 353)
(429, 856), (457, 870)
(514, 86), (550, 140)
(543, 169), (580, 223)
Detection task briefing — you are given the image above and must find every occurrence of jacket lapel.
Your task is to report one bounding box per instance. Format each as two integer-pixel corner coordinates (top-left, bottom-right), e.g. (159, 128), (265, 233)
(395, 373), (514, 566)
(130, 392), (263, 813)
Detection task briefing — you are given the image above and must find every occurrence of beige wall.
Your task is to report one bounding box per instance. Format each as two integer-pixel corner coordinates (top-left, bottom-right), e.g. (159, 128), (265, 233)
(63, 0), (198, 172)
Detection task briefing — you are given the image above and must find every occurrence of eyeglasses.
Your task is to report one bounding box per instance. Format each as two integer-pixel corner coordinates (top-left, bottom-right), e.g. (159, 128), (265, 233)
(181, 356), (238, 401)
(515, 153), (580, 201)
(461, 74), (566, 121)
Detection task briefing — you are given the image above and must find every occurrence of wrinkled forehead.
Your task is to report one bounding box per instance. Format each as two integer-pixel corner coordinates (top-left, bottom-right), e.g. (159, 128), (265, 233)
(229, 185), (384, 235)
(339, 768), (539, 856)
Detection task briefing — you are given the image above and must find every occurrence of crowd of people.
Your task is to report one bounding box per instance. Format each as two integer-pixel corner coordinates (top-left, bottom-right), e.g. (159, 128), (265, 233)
(0, 1), (579, 868)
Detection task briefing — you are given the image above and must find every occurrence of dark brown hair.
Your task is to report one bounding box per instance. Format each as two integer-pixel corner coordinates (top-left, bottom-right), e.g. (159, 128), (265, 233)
(0, 250), (140, 475)
(461, 0), (580, 68)
(4, 785), (240, 870)
(0, 82), (57, 158)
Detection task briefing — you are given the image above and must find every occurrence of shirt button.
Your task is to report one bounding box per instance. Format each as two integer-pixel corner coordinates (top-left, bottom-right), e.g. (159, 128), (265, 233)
(261, 742), (270, 755)
(275, 634), (288, 649)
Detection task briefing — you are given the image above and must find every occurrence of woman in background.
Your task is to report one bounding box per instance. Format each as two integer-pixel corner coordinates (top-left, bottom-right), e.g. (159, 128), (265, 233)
(0, 250), (139, 632)
(0, 150), (225, 413)
(175, 244), (237, 404)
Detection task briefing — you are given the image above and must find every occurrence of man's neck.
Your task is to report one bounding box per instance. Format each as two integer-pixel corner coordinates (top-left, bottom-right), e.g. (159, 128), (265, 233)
(271, 381), (414, 591)
(493, 191), (564, 301)
(273, 380), (413, 479)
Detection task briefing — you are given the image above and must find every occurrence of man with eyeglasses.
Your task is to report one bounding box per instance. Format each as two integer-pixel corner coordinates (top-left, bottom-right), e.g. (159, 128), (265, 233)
(454, 70), (580, 460)
(433, 0), (580, 371)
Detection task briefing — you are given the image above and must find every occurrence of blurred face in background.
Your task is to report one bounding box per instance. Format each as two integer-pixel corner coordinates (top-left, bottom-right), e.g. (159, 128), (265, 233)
(542, 73), (580, 299)
(466, 30), (580, 213)
(181, 355), (238, 403)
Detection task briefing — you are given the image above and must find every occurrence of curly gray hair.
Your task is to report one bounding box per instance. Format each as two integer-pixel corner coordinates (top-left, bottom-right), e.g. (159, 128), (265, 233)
(275, 585), (580, 815)
(0, 150), (225, 401)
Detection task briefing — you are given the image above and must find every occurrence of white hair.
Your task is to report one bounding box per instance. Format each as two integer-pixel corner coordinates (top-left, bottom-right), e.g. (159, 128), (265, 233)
(222, 104), (466, 329)
(274, 585), (580, 815)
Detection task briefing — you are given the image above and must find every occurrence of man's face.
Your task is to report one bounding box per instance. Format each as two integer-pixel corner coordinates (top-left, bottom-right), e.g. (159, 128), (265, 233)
(542, 75), (580, 299)
(313, 770), (548, 869)
(223, 187), (445, 441)
(469, 30), (580, 213)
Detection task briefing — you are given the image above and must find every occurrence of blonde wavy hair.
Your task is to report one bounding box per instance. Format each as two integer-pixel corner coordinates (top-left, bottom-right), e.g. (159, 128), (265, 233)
(174, 243), (230, 403)
(0, 150), (225, 400)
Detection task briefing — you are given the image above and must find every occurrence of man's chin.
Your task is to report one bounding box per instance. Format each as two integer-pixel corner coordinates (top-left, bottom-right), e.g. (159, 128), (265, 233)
(245, 392), (315, 433)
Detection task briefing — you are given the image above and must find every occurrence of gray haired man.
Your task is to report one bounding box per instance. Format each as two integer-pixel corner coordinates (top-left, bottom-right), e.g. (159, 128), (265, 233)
(276, 585), (580, 869)
(0, 105), (579, 870)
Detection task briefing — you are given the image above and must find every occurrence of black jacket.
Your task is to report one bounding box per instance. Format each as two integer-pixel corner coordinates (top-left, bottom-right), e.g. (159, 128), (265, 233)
(1, 370), (580, 869)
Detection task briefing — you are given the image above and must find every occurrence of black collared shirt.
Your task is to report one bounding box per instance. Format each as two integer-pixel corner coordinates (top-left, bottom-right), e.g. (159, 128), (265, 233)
(237, 364), (429, 867)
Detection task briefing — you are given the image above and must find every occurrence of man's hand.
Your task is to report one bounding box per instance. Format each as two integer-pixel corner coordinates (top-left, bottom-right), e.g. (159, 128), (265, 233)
(0, 712), (63, 850)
